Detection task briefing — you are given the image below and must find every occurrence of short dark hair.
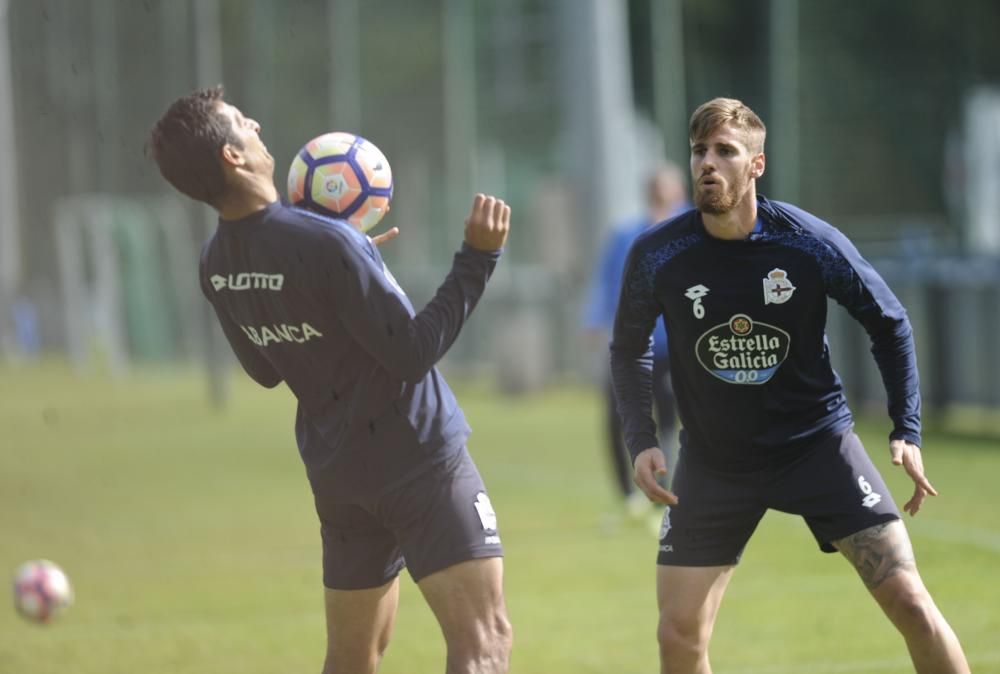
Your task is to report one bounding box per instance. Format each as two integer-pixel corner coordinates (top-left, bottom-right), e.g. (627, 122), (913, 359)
(148, 86), (242, 207)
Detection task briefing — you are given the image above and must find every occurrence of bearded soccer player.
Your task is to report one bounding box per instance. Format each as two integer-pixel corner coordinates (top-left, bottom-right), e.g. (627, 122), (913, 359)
(149, 86), (512, 674)
(611, 97), (969, 673)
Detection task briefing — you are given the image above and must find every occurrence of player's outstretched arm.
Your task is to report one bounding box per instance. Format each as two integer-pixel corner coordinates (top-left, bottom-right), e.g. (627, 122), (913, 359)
(329, 193), (510, 382)
(890, 439), (937, 516)
(464, 193), (510, 252)
(633, 447), (678, 505)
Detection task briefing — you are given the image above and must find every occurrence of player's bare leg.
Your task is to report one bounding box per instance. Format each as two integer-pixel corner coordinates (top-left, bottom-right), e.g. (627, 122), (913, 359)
(418, 557), (512, 674)
(656, 564), (735, 674)
(322, 577), (400, 674)
(834, 520), (970, 674)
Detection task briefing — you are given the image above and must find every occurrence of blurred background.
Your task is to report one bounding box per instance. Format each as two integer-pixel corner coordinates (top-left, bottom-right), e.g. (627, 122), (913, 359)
(1, 0), (1000, 411)
(3, 3), (1000, 673)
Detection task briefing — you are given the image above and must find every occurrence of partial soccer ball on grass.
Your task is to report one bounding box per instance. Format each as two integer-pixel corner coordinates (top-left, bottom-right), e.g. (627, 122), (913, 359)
(12, 559), (74, 624)
(287, 131), (394, 232)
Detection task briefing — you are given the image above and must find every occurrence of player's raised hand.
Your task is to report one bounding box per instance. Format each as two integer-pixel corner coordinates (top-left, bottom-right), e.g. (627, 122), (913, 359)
(370, 226), (400, 247)
(633, 447), (678, 506)
(890, 439), (937, 516)
(464, 193), (510, 252)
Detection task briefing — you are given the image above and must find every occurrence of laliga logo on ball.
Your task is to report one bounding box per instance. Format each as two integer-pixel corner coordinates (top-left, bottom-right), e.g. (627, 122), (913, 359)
(287, 131), (393, 233)
(12, 559), (74, 624)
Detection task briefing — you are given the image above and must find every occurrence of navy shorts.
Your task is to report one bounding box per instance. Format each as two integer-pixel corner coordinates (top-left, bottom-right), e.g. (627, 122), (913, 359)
(318, 447), (503, 590)
(657, 430), (901, 566)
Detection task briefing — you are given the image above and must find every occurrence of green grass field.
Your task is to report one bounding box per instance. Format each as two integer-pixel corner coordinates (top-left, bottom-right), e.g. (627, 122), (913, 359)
(2, 362), (999, 674)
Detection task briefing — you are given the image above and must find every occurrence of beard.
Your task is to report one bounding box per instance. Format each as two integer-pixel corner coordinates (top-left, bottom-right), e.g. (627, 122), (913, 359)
(695, 166), (753, 215)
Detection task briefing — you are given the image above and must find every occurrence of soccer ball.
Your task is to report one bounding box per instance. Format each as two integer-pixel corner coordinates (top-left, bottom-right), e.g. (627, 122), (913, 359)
(12, 559), (73, 624)
(287, 131), (393, 232)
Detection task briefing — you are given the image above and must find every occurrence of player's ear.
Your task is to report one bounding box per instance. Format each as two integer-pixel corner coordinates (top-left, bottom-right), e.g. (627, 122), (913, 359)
(220, 142), (245, 168)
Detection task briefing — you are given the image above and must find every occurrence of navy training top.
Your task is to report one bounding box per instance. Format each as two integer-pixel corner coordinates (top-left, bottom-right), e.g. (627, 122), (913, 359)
(611, 195), (921, 471)
(199, 201), (500, 502)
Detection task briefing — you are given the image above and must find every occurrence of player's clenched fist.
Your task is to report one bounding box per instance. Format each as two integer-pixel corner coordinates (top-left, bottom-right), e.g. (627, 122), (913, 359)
(464, 193), (511, 252)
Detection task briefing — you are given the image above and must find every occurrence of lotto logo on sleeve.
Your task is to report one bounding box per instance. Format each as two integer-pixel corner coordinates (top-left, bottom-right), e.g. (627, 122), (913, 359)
(695, 314), (790, 385)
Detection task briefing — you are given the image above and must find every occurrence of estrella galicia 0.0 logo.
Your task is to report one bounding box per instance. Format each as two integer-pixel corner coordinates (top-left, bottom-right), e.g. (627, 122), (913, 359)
(695, 314), (790, 385)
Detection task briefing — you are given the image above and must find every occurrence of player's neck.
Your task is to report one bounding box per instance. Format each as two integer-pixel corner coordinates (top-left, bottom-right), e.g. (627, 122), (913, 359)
(217, 178), (280, 221)
(701, 188), (758, 241)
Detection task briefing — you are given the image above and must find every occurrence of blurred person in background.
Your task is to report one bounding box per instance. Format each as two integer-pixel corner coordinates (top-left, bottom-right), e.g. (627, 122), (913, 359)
(582, 163), (689, 527)
(149, 86), (512, 674)
(612, 97), (969, 673)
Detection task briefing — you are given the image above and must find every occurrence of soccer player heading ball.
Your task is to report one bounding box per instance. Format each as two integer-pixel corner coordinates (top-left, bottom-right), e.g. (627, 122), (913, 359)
(611, 97), (970, 673)
(149, 86), (512, 674)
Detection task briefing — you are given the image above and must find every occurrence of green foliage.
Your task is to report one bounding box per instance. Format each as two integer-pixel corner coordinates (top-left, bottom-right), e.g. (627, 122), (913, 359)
(1, 363), (998, 673)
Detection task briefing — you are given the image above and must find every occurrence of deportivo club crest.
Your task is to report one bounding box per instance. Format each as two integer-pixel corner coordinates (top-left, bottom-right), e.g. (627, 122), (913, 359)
(763, 268), (796, 305)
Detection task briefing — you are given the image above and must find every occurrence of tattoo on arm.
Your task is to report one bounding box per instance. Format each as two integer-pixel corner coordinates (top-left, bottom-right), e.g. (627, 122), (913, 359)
(835, 522), (916, 590)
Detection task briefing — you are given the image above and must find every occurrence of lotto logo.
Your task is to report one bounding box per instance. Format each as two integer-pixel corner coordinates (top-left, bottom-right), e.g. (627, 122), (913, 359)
(858, 475), (882, 509)
(210, 272), (284, 291)
(474, 492), (497, 532)
(684, 284), (710, 319)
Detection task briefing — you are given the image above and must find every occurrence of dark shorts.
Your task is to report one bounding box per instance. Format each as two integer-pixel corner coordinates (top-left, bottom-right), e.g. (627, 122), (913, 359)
(318, 447), (503, 590)
(657, 430), (900, 566)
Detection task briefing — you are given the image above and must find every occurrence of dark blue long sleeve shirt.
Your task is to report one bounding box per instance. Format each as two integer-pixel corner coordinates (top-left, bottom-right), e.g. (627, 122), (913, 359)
(611, 196), (921, 471)
(199, 201), (500, 502)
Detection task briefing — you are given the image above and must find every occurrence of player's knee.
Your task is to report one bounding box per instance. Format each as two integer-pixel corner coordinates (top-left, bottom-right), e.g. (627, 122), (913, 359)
(492, 610), (514, 663)
(478, 609), (513, 665)
(885, 587), (939, 639)
(321, 654), (378, 674)
(322, 641), (385, 674)
(447, 609), (512, 672)
(657, 614), (708, 662)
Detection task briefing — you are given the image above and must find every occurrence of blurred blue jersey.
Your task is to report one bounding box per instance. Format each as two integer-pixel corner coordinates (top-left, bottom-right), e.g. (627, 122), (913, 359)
(583, 206), (690, 360)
